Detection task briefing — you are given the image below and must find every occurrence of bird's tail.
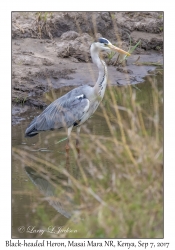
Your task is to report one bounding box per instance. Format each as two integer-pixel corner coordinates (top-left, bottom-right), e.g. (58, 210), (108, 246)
(25, 118), (38, 137)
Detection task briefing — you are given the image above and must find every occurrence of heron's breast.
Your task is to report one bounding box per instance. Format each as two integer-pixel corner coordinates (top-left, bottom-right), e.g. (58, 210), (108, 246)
(79, 100), (100, 125)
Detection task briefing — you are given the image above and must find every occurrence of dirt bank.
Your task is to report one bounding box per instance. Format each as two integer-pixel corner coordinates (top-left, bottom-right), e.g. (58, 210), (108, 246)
(12, 12), (163, 125)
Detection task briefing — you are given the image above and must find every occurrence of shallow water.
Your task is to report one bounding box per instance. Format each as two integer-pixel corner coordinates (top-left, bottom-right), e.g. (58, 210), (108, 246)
(12, 71), (163, 238)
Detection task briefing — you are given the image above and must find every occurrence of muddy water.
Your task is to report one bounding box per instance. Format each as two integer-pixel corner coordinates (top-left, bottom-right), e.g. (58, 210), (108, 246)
(12, 71), (163, 238)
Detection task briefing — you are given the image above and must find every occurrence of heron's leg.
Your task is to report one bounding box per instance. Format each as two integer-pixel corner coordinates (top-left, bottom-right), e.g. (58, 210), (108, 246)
(66, 154), (70, 171)
(76, 126), (81, 154)
(65, 126), (73, 153)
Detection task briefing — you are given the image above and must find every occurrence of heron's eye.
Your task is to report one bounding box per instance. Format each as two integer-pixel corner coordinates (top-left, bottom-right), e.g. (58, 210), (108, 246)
(104, 44), (108, 46)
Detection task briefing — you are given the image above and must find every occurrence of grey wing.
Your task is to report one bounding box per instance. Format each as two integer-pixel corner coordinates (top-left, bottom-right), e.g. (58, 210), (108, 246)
(25, 94), (90, 137)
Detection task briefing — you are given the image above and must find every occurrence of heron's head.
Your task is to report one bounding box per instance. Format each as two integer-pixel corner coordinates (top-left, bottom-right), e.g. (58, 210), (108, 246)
(93, 37), (130, 56)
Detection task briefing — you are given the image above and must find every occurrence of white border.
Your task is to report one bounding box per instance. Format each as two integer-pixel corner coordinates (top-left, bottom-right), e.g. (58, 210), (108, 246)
(1, 1), (175, 249)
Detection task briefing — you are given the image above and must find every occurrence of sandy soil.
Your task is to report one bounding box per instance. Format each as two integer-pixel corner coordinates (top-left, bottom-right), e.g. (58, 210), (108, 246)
(12, 12), (163, 125)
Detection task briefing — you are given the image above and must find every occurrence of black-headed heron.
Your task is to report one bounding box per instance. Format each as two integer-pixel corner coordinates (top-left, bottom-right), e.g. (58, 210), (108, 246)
(25, 38), (130, 152)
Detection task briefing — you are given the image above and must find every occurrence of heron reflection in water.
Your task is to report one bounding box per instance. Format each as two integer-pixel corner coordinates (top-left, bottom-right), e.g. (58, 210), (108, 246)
(25, 166), (72, 219)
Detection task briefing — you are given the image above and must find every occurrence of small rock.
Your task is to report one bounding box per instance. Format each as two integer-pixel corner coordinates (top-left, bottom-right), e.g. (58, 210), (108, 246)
(116, 67), (133, 74)
(61, 31), (79, 41)
(70, 57), (79, 63)
(42, 58), (54, 66)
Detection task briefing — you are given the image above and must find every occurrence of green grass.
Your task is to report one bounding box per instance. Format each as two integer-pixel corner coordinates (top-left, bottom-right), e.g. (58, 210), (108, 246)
(34, 12), (53, 39)
(37, 12), (53, 22)
(135, 62), (163, 66)
(107, 36), (141, 66)
(14, 95), (28, 105)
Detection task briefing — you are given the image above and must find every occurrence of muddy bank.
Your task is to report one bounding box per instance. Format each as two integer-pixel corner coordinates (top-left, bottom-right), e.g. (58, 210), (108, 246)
(12, 12), (163, 125)
(12, 12), (163, 50)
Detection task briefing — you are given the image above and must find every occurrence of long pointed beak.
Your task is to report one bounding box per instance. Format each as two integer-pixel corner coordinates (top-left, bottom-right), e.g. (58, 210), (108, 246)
(108, 44), (131, 56)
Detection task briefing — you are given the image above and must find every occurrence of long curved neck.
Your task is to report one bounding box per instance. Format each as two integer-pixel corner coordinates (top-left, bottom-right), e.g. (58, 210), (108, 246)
(90, 44), (108, 98)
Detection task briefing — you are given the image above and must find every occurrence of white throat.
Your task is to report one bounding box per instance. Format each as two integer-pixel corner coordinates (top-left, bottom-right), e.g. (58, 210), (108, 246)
(90, 43), (108, 99)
